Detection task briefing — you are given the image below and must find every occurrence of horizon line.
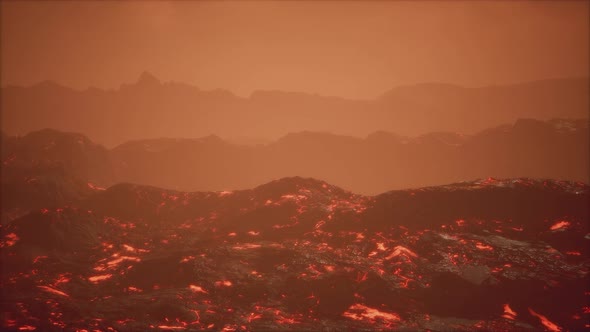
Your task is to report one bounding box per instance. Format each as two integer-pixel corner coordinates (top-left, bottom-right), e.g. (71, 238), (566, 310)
(1, 72), (588, 101)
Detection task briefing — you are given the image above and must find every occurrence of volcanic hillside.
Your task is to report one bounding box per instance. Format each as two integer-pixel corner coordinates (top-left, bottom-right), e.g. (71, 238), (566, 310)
(1, 118), (588, 197)
(1, 177), (588, 331)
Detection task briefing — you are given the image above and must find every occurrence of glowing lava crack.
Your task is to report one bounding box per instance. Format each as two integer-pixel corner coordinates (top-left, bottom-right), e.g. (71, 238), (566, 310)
(0, 177), (588, 331)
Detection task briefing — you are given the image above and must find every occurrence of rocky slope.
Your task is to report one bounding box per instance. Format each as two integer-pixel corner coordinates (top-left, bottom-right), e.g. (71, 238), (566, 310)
(1, 177), (588, 331)
(2, 118), (588, 197)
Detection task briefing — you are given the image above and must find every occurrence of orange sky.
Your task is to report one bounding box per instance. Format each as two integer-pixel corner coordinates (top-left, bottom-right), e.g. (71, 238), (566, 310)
(1, 1), (588, 99)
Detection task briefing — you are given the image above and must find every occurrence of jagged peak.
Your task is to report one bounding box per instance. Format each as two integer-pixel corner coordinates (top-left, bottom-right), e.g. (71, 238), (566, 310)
(136, 71), (161, 86)
(31, 80), (68, 90)
(22, 128), (94, 144)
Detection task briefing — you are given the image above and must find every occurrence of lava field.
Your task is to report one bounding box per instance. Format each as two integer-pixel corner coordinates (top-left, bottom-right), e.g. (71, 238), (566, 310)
(1, 177), (588, 331)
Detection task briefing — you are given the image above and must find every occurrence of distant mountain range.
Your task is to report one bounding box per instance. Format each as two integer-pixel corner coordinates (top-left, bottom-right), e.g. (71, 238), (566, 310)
(1, 73), (588, 147)
(1, 118), (587, 208)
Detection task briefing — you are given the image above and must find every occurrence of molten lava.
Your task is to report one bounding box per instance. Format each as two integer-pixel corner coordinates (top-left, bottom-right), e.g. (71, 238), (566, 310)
(88, 274), (113, 283)
(550, 221), (571, 231)
(528, 308), (562, 332)
(37, 286), (69, 297)
(343, 304), (400, 325)
(502, 304), (517, 320)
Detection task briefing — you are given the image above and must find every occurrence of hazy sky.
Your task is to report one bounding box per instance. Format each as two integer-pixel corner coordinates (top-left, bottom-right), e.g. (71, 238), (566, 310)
(1, 1), (588, 99)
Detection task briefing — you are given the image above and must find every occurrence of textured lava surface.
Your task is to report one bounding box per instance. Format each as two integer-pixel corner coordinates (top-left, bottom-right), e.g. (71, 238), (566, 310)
(1, 177), (589, 331)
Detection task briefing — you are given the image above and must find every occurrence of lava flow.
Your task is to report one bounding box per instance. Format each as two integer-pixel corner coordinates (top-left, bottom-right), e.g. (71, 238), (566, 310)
(0, 177), (588, 331)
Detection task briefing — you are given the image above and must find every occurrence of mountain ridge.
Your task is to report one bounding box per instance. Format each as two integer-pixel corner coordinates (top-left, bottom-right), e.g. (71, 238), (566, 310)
(2, 74), (587, 147)
(4, 73), (588, 100)
(1, 118), (587, 204)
